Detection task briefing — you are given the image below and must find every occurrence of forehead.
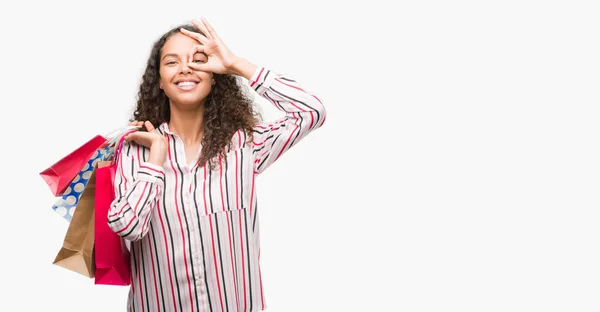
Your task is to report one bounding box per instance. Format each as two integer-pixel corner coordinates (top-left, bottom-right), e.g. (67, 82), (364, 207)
(161, 33), (199, 57)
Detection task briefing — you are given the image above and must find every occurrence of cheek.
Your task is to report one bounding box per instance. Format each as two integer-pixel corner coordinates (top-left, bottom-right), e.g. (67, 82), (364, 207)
(196, 72), (213, 81)
(159, 68), (174, 87)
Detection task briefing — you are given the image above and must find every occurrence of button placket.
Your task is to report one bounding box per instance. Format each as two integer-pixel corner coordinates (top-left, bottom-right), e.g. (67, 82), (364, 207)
(185, 172), (205, 288)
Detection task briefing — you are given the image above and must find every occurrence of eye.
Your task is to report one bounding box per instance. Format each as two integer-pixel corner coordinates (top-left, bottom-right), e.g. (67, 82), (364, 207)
(193, 53), (208, 63)
(166, 61), (177, 65)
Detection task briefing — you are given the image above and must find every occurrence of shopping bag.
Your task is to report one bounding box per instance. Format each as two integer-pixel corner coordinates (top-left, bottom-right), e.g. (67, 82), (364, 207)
(40, 136), (107, 196)
(94, 131), (136, 286)
(51, 146), (112, 222)
(52, 165), (100, 278)
(40, 126), (140, 196)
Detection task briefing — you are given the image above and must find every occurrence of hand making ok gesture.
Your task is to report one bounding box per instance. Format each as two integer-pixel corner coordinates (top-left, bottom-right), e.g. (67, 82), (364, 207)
(180, 17), (240, 75)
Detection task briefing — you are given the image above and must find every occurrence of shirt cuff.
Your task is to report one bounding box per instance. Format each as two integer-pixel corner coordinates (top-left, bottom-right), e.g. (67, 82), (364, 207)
(249, 67), (275, 95)
(136, 162), (165, 186)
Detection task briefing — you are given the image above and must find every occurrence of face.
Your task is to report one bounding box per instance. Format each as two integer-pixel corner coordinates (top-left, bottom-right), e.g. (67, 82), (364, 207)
(159, 33), (212, 108)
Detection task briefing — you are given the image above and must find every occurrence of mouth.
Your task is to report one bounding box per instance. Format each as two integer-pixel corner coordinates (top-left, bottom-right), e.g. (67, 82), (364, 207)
(174, 80), (200, 91)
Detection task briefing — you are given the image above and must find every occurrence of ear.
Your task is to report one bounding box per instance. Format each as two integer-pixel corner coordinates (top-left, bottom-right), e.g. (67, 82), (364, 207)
(159, 82), (163, 89)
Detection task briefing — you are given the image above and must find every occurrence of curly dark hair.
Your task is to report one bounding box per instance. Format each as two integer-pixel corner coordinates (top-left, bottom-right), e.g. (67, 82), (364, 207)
(132, 24), (260, 168)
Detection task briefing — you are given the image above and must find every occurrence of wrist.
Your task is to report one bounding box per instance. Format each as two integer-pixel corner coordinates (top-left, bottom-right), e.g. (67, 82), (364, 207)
(149, 138), (167, 166)
(227, 57), (257, 80)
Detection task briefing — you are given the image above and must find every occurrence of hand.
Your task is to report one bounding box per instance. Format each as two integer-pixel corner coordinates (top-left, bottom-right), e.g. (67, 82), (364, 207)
(180, 17), (239, 74)
(123, 121), (162, 147)
(124, 121), (167, 166)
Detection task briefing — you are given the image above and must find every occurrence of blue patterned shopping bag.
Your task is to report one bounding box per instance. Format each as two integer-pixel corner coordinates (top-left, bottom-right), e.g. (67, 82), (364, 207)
(52, 146), (113, 222)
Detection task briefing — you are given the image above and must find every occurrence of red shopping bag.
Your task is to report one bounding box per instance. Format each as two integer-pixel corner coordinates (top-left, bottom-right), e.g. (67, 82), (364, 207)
(40, 126), (140, 196)
(40, 136), (108, 196)
(93, 132), (135, 286)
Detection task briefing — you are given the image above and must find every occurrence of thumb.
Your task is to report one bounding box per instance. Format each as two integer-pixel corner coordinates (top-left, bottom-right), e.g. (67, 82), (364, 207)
(188, 62), (209, 72)
(123, 132), (137, 142)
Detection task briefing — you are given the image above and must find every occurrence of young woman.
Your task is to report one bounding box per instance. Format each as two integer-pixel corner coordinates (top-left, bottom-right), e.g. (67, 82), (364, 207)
(107, 17), (326, 311)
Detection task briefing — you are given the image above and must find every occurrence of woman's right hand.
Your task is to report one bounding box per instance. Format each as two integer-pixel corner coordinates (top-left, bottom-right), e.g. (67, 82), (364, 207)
(124, 121), (167, 166)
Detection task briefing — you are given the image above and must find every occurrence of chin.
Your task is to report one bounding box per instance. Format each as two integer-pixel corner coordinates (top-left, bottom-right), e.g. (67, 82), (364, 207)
(173, 95), (207, 107)
(167, 90), (208, 106)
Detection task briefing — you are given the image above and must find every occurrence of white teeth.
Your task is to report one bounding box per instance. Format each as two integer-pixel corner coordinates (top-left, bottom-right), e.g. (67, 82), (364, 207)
(177, 81), (197, 86)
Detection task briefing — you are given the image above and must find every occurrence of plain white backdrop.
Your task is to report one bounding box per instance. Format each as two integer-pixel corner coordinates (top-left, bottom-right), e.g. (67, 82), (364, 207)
(0, 0), (599, 311)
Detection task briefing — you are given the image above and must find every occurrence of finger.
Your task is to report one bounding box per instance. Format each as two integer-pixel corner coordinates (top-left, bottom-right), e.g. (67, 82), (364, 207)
(187, 45), (206, 65)
(200, 17), (219, 40)
(192, 19), (213, 40)
(128, 120), (138, 126)
(123, 133), (135, 142)
(188, 61), (209, 72)
(180, 27), (207, 44)
(144, 121), (156, 132)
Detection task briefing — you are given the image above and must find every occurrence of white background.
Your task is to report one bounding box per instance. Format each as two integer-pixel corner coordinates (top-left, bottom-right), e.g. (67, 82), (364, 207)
(0, 0), (599, 311)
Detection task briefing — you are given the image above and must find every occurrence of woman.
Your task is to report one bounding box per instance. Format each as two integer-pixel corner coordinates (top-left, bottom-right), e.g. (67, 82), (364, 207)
(107, 17), (326, 311)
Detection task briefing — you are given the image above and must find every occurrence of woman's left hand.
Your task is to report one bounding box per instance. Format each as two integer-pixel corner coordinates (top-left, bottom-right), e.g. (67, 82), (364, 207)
(180, 17), (239, 75)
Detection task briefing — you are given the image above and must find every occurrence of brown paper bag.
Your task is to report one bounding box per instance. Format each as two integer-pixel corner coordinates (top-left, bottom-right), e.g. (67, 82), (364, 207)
(52, 167), (98, 278)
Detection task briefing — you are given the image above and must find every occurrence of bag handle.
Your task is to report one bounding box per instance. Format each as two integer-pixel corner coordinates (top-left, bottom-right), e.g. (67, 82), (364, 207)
(104, 125), (141, 147)
(111, 129), (138, 166)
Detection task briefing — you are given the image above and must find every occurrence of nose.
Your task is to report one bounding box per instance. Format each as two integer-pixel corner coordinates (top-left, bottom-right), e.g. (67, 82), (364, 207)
(180, 61), (193, 74)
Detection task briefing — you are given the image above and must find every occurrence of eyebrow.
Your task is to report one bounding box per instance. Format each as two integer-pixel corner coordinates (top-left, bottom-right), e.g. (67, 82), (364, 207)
(161, 53), (180, 61)
(161, 52), (207, 61)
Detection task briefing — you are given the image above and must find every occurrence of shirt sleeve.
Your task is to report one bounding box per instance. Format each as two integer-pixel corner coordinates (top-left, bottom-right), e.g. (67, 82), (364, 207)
(107, 141), (165, 241)
(249, 67), (327, 174)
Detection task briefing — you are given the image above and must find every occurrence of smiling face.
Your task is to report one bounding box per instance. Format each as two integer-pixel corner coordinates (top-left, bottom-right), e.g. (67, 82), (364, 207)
(159, 33), (212, 108)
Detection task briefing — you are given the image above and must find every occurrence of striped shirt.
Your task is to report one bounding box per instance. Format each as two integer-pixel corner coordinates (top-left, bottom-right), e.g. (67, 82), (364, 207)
(107, 66), (326, 312)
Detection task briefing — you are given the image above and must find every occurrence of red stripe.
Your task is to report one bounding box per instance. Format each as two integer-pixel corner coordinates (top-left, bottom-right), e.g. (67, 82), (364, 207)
(254, 120), (284, 130)
(167, 136), (195, 312)
(156, 201), (178, 311)
(308, 111), (315, 130)
(268, 97), (286, 112)
(110, 181), (149, 231)
(130, 269), (136, 307)
(234, 142), (240, 212)
(274, 114), (300, 161)
(225, 214), (239, 309)
(249, 173), (255, 217)
(140, 165), (164, 175)
(139, 191), (157, 238)
(288, 101), (307, 112)
(132, 182), (150, 215)
(235, 149), (247, 310)
(147, 232), (161, 312)
(220, 155), (240, 307)
(115, 209), (139, 234)
(202, 164), (225, 311)
(275, 78), (305, 92)
(108, 180), (147, 218)
(312, 94), (323, 104)
(259, 249), (265, 310)
(109, 201), (130, 219)
(208, 217), (225, 312)
(219, 156), (226, 212)
(119, 145), (129, 188)
(137, 247), (145, 312)
(203, 166), (209, 215)
(238, 209), (247, 311)
(249, 67), (265, 87)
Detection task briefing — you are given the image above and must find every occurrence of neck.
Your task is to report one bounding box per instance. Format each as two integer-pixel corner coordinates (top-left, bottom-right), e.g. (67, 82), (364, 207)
(167, 102), (205, 146)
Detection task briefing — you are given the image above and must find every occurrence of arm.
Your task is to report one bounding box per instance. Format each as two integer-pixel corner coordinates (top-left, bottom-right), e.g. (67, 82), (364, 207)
(180, 18), (326, 173)
(235, 59), (326, 174)
(107, 136), (166, 241)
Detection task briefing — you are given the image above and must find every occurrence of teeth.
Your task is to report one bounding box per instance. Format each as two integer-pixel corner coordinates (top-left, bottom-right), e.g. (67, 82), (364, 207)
(177, 81), (196, 86)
